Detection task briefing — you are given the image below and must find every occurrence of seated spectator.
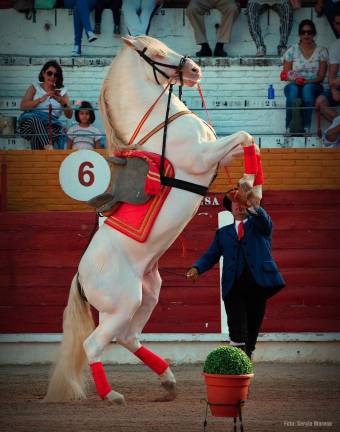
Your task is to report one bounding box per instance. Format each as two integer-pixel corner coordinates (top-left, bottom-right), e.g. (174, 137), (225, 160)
(323, 114), (340, 147)
(315, 12), (340, 122)
(247, 0), (294, 57)
(94, 0), (122, 35)
(314, 0), (340, 38)
(64, 0), (98, 56)
(121, 0), (162, 36)
(18, 60), (72, 150)
(186, 0), (240, 57)
(67, 101), (101, 150)
(282, 19), (328, 134)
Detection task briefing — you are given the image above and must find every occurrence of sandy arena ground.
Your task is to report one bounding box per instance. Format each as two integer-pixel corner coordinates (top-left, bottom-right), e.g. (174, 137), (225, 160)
(0, 363), (339, 432)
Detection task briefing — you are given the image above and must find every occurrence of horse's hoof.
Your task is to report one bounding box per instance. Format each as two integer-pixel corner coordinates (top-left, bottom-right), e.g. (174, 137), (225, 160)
(153, 381), (177, 402)
(156, 380), (177, 402)
(104, 390), (126, 405)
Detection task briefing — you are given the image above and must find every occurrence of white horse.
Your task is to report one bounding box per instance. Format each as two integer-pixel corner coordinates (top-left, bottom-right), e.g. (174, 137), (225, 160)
(45, 35), (261, 405)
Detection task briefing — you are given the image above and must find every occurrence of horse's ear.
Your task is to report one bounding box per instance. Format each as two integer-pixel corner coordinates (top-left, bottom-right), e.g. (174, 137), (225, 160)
(121, 36), (139, 49)
(153, 49), (167, 60)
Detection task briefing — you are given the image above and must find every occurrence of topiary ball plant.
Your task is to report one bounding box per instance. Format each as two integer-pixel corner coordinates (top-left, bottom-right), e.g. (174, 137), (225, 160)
(203, 345), (253, 375)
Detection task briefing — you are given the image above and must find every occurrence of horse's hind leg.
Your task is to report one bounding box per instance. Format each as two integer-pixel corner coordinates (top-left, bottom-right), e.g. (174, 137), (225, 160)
(83, 289), (142, 404)
(116, 264), (177, 401)
(84, 313), (130, 405)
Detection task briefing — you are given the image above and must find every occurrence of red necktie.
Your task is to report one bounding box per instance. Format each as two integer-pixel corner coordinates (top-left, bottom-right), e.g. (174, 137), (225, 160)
(237, 221), (244, 240)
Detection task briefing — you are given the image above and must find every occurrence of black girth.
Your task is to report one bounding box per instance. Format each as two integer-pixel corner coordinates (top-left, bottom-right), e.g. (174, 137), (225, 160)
(137, 48), (209, 197)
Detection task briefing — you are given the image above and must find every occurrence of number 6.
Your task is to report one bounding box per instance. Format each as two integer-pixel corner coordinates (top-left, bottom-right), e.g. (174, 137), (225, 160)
(78, 161), (95, 187)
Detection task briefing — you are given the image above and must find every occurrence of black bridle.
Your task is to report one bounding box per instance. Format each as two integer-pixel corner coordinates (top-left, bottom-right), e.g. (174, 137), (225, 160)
(137, 47), (209, 197)
(137, 47), (188, 100)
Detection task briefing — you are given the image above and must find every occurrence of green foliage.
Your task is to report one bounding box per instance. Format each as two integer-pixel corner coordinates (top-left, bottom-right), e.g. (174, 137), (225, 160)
(203, 345), (253, 375)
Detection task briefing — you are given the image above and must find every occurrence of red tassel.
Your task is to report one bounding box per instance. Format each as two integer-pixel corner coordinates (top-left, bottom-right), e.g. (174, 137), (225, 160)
(243, 145), (258, 174)
(134, 346), (169, 375)
(254, 154), (264, 186)
(90, 362), (112, 399)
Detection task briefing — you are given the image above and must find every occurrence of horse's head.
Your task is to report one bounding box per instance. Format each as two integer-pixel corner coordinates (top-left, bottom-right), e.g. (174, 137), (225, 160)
(122, 36), (201, 88)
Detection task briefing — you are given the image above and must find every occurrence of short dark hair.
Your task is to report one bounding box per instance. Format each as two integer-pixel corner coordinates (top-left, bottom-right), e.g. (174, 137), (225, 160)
(38, 60), (64, 89)
(222, 195), (232, 211)
(75, 101), (96, 124)
(298, 19), (316, 36)
(222, 188), (236, 211)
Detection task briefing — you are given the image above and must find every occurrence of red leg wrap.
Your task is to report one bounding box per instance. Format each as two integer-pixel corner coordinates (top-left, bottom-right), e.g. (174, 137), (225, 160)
(134, 346), (169, 375)
(243, 145), (258, 174)
(254, 154), (264, 186)
(90, 362), (112, 399)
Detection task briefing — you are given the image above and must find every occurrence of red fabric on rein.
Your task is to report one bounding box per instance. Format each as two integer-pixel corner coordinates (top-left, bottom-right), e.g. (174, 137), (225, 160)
(134, 346), (169, 375)
(254, 154), (264, 186)
(90, 362), (112, 399)
(243, 145), (258, 174)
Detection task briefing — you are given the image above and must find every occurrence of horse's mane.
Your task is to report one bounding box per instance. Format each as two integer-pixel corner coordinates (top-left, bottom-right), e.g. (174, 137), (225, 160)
(99, 36), (170, 155)
(98, 54), (128, 155)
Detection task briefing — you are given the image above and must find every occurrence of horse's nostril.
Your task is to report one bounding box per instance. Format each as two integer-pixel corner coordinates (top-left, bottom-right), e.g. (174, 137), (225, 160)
(192, 67), (199, 73)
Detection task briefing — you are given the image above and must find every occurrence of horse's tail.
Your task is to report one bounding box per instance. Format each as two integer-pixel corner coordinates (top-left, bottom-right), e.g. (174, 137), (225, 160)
(99, 78), (126, 154)
(44, 274), (95, 402)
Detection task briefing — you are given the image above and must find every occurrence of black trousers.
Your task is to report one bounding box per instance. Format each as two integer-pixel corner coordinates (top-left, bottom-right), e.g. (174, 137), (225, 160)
(95, 0), (122, 25)
(224, 267), (267, 356)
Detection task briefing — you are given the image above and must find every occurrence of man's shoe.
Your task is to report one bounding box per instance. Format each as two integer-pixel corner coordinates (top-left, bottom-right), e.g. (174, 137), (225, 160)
(113, 24), (120, 35)
(213, 46), (228, 57)
(87, 31), (98, 43)
(72, 45), (81, 56)
(196, 45), (212, 57)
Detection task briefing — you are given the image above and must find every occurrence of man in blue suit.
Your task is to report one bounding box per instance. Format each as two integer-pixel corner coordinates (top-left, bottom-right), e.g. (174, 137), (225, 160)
(186, 193), (285, 358)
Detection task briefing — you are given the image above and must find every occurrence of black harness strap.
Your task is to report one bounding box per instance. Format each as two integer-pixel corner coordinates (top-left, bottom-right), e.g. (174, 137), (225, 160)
(137, 46), (209, 197)
(161, 176), (208, 196)
(159, 84), (208, 197)
(137, 48), (175, 84)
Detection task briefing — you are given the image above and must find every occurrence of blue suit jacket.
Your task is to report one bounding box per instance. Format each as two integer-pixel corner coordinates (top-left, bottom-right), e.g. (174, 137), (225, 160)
(193, 207), (285, 300)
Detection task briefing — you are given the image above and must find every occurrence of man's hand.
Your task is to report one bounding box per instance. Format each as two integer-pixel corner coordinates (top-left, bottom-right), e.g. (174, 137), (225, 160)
(186, 267), (199, 282)
(246, 189), (261, 209)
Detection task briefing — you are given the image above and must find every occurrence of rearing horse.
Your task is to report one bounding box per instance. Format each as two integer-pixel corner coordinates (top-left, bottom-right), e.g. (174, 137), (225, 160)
(45, 36), (261, 405)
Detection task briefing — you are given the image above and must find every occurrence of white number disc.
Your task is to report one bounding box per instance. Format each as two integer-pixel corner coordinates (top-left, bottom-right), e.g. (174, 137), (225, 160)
(59, 150), (111, 201)
(218, 210), (234, 228)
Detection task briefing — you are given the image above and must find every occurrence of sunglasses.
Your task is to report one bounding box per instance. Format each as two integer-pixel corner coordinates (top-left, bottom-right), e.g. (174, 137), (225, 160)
(45, 70), (58, 78)
(300, 30), (314, 35)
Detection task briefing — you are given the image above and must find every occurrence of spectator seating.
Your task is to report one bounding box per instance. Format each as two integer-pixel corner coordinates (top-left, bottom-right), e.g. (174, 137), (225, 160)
(0, 5), (336, 149)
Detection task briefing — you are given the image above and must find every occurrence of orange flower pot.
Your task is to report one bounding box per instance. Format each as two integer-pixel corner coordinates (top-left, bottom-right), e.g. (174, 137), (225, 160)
(203, 372), (254, 417)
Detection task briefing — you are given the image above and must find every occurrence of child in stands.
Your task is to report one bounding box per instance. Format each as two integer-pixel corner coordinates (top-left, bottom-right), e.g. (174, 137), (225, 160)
(67, 101), (101, 150)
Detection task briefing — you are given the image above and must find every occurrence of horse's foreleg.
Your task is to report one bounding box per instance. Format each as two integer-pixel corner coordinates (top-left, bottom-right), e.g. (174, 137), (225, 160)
(116, 266), (177, 401)
(238, 144), (264, 206)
